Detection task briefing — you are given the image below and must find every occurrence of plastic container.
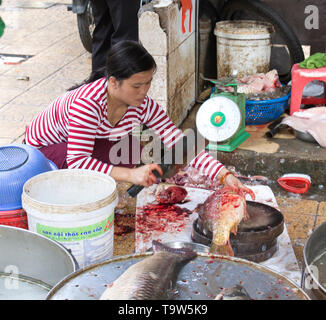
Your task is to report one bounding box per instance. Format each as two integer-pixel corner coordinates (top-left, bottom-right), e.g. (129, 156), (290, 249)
(214, 20), (274, 78)
(22, 169), (118, 268)
(0, 208), (28, 229)
(0, 144), (57, 211)
(277, 173), (311, 194)
(245, 91), (291, 125)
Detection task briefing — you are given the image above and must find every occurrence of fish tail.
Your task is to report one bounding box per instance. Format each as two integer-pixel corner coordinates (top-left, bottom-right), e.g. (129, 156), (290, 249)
(209, 241), (234, 256)
(152, 240), (197, 261)
(230, 224), (238, 236)
(243, 205), (250, 221)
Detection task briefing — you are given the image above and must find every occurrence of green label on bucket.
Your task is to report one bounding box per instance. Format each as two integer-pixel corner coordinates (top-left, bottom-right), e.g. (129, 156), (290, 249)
(36, 213), (114, 242)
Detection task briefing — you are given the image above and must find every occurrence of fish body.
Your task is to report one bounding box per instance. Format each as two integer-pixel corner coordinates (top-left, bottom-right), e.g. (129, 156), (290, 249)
(219, 69), (281, 95)
(100, 241), (197, 300)
(165, 167), (221, 190)
(198, 187), (248, 255)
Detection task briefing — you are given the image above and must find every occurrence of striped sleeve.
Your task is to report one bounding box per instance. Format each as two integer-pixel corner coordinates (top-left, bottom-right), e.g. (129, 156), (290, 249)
(144, 98), (224, 181)
(66, 98), (113, 174)
(188, 150), (224, 181)
(144, 98), (184, 148)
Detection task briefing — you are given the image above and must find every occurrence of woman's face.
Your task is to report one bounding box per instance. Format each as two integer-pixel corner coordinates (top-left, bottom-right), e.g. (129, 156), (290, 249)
(110, 68), (155, 107)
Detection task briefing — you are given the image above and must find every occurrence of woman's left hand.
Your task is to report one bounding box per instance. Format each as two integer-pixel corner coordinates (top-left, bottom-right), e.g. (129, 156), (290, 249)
(223, 172), (256, 200)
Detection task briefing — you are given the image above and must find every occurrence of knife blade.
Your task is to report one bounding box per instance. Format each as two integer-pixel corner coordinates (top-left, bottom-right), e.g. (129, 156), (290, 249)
(127, 128), (204, 197)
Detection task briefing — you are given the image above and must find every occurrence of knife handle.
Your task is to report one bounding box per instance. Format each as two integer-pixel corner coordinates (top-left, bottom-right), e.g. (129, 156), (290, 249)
(127, 169), (161, 197)
(127, 184), (144, 198)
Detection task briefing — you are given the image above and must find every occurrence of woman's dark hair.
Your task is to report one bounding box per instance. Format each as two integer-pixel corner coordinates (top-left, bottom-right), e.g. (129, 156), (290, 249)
(68, 40), (156, 90)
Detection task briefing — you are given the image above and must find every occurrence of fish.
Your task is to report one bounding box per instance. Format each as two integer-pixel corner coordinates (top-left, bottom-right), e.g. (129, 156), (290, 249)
(164, 166), (222, 190)
(215, 285), (252, 300)
(100, 240), (197, 300)
(219, 69), (282, 95)
(197, 186), (249, 256)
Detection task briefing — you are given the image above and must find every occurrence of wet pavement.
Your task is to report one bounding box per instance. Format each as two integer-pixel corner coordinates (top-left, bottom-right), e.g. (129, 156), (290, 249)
(0, 0), (325, 271)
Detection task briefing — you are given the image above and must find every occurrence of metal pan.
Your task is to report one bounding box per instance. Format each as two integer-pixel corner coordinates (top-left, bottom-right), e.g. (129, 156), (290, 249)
(192, 201), (284, 263)
(196, 201), (284, 242)
(192, 219), (278, 263)
(46, 251), (309, 300)
(0, 225), (78, 300)
(147, 241), (210, 254)
(302, 222), (326, 300)
(294, 129), (318, 144)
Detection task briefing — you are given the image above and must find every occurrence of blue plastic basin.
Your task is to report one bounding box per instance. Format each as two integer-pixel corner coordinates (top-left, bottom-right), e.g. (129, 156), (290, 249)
(0, 144), (57, 211)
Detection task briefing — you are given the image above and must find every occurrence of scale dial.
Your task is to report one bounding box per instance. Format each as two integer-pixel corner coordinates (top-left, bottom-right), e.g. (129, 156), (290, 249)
(196, 96), (242, 142)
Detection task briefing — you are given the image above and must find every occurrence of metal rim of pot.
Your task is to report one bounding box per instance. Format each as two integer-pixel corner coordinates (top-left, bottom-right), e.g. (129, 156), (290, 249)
(46, 251), (310, 300)
(303, 221), (326, 296)
(0, 224), (79, 271)
(196, 201), (284, 242)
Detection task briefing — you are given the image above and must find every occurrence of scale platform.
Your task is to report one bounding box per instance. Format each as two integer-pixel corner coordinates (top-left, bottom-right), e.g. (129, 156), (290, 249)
(206, 130), (250, 152)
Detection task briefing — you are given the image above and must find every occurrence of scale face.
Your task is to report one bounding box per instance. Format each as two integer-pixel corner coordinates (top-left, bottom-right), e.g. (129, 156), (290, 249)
(196, 96), (242, 143)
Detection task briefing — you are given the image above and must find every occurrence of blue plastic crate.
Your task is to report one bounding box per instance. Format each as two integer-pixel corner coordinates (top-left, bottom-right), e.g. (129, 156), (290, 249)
(245, 91), (291, 125)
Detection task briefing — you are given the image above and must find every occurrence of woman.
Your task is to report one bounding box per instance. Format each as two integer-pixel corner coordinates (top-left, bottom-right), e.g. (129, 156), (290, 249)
(25, 40), (253, 196)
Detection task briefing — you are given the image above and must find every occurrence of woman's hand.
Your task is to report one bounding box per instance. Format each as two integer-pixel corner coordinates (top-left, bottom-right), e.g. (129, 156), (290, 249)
(219, 169), (256, 200)
(110, 164), (163, 186)
(129, 164), (163, 187)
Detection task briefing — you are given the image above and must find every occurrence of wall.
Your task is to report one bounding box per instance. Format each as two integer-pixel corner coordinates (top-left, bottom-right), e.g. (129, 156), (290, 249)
(263, 0), (326, 54)
(139, 0), (197, 126)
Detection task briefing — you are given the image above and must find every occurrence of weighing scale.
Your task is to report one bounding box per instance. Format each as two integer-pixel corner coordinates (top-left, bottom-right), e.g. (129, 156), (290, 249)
(196, 76), (250, 152)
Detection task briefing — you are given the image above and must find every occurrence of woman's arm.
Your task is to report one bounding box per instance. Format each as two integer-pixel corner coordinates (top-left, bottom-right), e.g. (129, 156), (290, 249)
(110, 164), (163, 186)
(66, 98), (164, 187)
(144, 98), (224, 180)
(144, 98), (255, 199)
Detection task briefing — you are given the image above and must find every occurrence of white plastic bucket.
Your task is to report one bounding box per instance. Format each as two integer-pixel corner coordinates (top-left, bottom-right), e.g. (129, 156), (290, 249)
(214, 20), (274, 78)
(22, 169), (118, 268)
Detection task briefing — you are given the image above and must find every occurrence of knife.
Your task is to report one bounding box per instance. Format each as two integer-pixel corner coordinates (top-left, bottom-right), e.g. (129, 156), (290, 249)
(127, 128), (203, 197)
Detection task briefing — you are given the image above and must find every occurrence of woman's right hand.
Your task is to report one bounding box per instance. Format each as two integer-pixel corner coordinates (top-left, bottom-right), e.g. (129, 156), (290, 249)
(129, 164), (163, 187)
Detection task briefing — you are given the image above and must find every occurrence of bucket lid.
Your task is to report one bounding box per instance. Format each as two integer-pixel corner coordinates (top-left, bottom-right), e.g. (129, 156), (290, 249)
(214, 20), (274, 39)
(0, 146), (29, 171)
(22, 169), (118, 214)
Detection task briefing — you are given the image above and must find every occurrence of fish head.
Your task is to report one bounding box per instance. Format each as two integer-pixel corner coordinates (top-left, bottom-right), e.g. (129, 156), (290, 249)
(218, 285), (252, 300)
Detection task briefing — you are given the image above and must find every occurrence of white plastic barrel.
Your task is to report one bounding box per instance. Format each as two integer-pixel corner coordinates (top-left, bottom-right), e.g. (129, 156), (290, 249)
(22, 169), (118, 268)
(214, 20), (274, 78)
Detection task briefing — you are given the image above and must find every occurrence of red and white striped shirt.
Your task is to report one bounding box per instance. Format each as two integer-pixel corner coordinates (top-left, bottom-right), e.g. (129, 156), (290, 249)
(25, 77), (224, 180)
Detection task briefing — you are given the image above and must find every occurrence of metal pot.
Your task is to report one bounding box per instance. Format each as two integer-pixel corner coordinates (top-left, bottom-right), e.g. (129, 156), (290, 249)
(0, 225), (78, 299)
(294, 129), (318, 144)
(47, 251), (309, 300)
(148, 241), (210, 254)
(302, 222), (326, 300)
(192, 201), (284, 263)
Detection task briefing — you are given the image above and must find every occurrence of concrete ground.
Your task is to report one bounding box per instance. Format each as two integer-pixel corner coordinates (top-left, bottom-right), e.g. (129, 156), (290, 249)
(0, 0), (91, 146)
(1, 1), (325, 270)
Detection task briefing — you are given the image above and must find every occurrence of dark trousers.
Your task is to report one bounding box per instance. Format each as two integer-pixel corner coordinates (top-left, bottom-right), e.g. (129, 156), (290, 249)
(90, 0), (140, 72)
(39, 135), (143, 170)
